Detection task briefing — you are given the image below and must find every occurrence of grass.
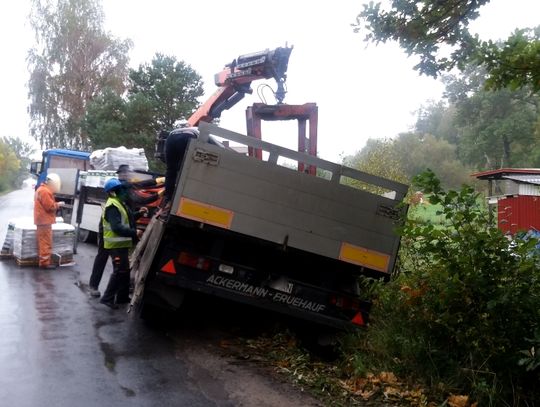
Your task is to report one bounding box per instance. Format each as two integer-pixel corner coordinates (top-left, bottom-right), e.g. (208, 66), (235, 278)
(221, 330), (434, 406)
(407, 194), (487, 225)
(407, 201), (446, 225)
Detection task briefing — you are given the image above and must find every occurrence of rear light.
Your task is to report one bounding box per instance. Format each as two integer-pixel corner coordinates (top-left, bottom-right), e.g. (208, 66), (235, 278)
(329, 295), (361, 311)
(330, 295), (366, 326)
(177, 252), (211, 271)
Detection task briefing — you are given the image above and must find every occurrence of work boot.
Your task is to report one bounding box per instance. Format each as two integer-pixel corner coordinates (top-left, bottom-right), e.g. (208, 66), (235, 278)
(88, 287), (101, 298)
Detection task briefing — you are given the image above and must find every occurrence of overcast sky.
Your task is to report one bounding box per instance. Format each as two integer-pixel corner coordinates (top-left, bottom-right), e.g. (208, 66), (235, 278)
(1, 0), (539, 162)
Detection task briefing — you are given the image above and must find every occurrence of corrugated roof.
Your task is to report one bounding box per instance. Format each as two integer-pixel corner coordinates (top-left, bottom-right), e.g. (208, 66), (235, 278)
(472, 168), (540, 179)
(502, 175), (540, 185)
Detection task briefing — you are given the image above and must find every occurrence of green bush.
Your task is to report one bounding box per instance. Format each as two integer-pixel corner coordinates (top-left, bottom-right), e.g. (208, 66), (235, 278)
(354, 170), (540, 405)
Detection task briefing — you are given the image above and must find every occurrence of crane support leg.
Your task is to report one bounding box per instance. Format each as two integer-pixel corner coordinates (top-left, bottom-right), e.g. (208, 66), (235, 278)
(245, 103), (318, 175)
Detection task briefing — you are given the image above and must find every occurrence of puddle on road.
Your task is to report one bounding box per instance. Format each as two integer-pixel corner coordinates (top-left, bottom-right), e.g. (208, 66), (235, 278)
(33, 271), (69, 355)
(120, 385), (136, 397)
(99, 341), (117, 373)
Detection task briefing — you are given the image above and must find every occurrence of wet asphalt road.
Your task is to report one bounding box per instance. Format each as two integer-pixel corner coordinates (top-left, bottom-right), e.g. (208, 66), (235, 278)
(0, 189), (322, 407)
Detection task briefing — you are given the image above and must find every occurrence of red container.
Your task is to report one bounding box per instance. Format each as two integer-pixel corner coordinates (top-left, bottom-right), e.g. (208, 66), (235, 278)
(497, 195), (540, 234)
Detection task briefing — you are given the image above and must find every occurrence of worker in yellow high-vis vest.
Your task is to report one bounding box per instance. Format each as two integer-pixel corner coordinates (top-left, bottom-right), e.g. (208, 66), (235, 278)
(99, 178), (141, 309)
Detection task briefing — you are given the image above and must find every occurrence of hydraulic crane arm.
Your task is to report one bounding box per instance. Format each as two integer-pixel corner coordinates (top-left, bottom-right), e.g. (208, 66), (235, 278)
(187, 46), (293, 127)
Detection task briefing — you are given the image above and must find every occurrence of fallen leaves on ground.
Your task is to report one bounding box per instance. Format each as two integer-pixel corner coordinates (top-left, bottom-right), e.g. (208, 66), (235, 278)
(223, 331), (440, 406)
(338, 371), (428, 405)
(447, 394), (477, 407)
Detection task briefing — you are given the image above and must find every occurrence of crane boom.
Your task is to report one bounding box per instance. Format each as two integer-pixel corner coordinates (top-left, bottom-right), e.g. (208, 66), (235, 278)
(187, 46), (293, 127)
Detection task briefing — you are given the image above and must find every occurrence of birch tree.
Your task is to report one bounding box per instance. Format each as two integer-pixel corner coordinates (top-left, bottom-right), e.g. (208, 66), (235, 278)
(28, 0), (132, 149)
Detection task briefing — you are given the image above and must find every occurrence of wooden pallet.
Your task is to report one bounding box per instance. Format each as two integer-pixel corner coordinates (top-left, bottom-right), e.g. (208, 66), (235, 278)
(15, 258), (40, 267)
(1, 244), (13, 258)
(15, 255), (74, 267)
(0, 253), (13, 260)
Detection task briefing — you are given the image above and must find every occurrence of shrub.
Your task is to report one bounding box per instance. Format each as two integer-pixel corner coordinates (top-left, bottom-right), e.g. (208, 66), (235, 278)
(354, 170), (540, 405)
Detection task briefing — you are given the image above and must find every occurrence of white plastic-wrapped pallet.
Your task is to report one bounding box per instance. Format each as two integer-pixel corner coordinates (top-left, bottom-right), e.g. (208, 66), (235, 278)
(90, 147), (148, 171)
(12, 218), (76, 263)
(0, 217), (26, 257)
(79, 170), (117, 188)
(1, 217), (63, 257)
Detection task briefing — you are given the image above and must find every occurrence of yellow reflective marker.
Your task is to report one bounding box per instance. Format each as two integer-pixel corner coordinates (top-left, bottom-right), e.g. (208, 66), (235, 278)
(339, 242), (390, 273)
(177, 198), (234, 229)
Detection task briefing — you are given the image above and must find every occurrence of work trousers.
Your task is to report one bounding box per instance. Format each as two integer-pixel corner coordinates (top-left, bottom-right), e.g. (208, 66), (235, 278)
(89, 227), (109, 289)
(100, 248), (131, 304)
(36, 225), (53, 267)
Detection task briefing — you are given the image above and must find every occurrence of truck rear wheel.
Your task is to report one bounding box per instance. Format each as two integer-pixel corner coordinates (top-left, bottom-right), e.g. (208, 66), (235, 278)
(78, 229), (96, 243)
(139, 284), (185, 326)
(139, 301), (162, 322)
(294, 323), (341, 361)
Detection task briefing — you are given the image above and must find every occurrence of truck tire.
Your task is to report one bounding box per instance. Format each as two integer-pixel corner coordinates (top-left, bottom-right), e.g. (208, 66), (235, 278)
(139, 286), (185, 326)
(139, 298), (179, 327)
(294, 323), (340, 361)
(78, 229), (96, 243)
(139, 301), (161, 322)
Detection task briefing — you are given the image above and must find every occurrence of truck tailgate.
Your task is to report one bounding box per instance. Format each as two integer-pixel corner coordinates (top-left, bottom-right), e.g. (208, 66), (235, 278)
(170, 123), (408, 277)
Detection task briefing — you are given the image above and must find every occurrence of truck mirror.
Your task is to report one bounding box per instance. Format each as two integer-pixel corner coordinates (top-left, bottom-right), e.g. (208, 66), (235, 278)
(29, 161), (42, 175)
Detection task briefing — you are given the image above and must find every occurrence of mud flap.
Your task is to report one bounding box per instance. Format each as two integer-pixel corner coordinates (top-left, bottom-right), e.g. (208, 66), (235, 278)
(128, 215), (166, 313)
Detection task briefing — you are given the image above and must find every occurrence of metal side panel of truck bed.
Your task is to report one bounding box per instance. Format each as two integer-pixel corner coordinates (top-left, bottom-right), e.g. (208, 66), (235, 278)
(170, 122), (408, 276)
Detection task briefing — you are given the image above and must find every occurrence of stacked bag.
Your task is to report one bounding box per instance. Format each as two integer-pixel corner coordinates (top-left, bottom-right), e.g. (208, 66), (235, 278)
(90, 147), (148, 171)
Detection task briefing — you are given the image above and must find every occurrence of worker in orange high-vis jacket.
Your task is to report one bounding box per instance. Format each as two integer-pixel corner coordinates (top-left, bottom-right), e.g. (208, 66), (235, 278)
(33, 173), (65, 269)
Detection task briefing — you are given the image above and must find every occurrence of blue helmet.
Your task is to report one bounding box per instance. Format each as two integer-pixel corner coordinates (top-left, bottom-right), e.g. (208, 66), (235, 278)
(104, 178), (122, 193)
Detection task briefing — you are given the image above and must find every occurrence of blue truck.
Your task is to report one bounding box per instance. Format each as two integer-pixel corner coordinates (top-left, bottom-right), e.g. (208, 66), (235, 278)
(30, 149), (94, 243)
(31, 149), (91, 190)
(30, 148), (158, 245)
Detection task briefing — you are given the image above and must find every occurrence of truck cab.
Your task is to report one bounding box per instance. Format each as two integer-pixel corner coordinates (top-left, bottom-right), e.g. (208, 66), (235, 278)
(31, 149), (90, 188)
(30, 149), (91, 224)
